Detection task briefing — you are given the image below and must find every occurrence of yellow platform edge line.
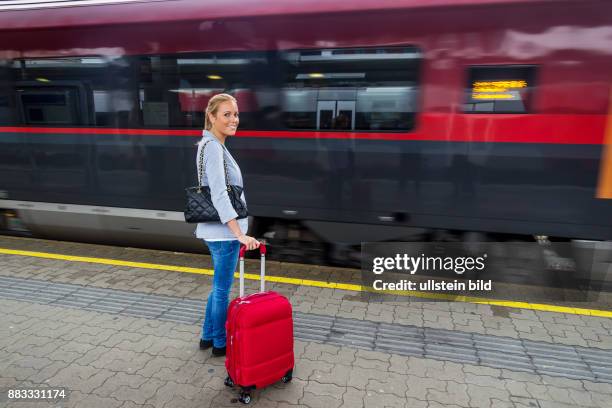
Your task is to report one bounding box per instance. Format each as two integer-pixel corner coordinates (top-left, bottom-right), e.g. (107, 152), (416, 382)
(1, 247), (610, 318)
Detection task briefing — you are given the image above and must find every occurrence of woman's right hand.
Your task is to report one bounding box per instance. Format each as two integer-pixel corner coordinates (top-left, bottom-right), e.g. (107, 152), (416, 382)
(238, 234), (260, 251)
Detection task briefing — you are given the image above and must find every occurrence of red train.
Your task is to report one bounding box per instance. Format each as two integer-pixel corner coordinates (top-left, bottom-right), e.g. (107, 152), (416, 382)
(0, 0), (611, 263)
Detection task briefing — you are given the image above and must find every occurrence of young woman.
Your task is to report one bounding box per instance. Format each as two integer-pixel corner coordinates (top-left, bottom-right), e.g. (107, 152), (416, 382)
(196, 93), (260, 357)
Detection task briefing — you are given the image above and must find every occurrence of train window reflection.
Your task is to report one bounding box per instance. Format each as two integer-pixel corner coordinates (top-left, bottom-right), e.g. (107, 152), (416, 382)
(464, 66), (536, 113)
(0, 95), (10, 123)
(138, 53), (268, 128)
(281, 47), (420, 131)
(8, 56), (135, 127)
(19, 90), (78, 125)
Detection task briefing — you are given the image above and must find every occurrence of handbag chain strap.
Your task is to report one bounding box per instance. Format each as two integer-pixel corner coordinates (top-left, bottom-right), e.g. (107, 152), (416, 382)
(198, 140), (231, 192)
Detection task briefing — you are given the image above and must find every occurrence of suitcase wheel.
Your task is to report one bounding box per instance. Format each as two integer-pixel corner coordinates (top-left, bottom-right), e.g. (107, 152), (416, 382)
(281, 369), (293, 383)
(224, 376), (234, 387)
(239, 392), (251, 404)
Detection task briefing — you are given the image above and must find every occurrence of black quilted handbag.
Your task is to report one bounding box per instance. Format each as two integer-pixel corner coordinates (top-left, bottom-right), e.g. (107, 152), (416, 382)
(184, 141), (248, 223)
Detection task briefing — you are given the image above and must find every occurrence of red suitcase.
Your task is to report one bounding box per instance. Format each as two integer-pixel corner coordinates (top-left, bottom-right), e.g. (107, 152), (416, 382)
(224, 243), (294, 404)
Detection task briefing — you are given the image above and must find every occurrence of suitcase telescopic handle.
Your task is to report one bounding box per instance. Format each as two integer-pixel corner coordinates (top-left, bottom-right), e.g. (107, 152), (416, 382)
(239, 243), (266, 297)
(239, 243), (266, 258)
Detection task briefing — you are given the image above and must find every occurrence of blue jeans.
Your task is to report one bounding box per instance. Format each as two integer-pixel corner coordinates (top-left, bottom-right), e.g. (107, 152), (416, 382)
(201, 240), (240, 348)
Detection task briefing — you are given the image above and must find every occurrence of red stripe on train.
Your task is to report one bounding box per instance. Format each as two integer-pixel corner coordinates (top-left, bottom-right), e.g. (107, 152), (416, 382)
(0, 114), (606, 144)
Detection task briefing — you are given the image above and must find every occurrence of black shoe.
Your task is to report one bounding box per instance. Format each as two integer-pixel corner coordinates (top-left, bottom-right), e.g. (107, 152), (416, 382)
(199, 339), (213, 350)
(212, 346), (226, 357)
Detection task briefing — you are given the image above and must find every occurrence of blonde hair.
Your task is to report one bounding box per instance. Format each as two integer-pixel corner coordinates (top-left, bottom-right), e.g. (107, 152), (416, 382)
(204, 93), (237, 130)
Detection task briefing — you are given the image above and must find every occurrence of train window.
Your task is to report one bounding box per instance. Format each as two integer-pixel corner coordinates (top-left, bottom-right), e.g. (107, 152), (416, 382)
(19, 90), (79, 125)
(137, 53), (270, 128)
(0, 95), (10, 120)
(0, 61), (15, 123)
(280, 47), (421, 131)
(6, 57), (138, 127)
(464, 66), (536, 113)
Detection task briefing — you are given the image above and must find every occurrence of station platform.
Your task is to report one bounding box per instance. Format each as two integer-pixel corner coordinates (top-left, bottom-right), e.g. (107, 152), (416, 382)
(0, 235), (611, 408)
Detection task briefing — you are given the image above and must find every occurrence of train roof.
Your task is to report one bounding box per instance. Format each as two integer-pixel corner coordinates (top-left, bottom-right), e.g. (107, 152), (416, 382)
(0, 0), (585, 31)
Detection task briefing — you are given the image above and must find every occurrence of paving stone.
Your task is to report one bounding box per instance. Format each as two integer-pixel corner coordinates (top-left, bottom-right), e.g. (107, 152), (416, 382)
(544, 385), (574, 403)
(503, 379), (532, 398)
(336, 309), (367, 320)
(394, 315), (425, 327)
(484, 326), (522, 339)
(73, 346), (112, 366)
(17, 320), (73, 339)
(136, 355), (190, 381)
(499, 369), (542, 384)
(0, 350), (28, 370)
(464, 373), (508, 390)
(319, 347), (357, 365)
(424, 361), (465, 382)
(92, 372), (149, 398)
(539, 374), (586, 391)
(366, 372), (408, 398)
(262, 378), (306, 405)
(0, 376), (20, 390)
(489, 399), (515, 408)
(388, 355), (411, 375)
(144, 381), (203, 407)
(591, 390), (612, 408)
(302, 343), (340, 361)
(64, 390), (124, 408)
(110, 377), (166, 405)
(47, 364), (116, 394)
(552, 333), (589, 347)
(3, 335), (54, 354)
(426, 381), (470, 407)
(61, 326), (116, 346)
(537, 401), (579, 408)
(3, 360), (49, 382)
(293, 358), (334, 381)
(567, 388), (597, 406)
(465, 384), (510, 407)
(362, 389), (406, 408)
(345, 366), (389, 390)
(293, 340), (308, 359)
(26, 360), (71, 384)
(354, 349), (391, 371)
(303, 381), (345, 399)
(525, 382), (552, 401)
(146, 339), (198, 361)
(582, 381), (612, 394)
(112, 335), (160, 353)
(407, 356), (445, 377)
(300, 390), (343, 408)
(18, 341), (63, 360)
(164, 394), (213, 408)
(405, 375), (446, 399)
(118, 401), (156, 408)
(310, 363), (351, 387)
(189, 363), (227, 390)
(426, 403), (466, 408)
(103, 331), (148, 349)
(44, 341), (96, 364)
(336, 387), (366, 408)
(510, 396), (541, 408)
(90, 348), (153, 373)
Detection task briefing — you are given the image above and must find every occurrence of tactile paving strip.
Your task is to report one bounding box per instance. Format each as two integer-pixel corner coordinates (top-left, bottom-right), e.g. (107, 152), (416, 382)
(1, 275), (611, 383)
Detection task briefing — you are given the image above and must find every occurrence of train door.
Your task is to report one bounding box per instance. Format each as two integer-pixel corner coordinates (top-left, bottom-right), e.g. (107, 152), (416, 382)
(335, 100), (355, 130)
(316, 100), (355, 130)
(316, 101), (335, 130)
